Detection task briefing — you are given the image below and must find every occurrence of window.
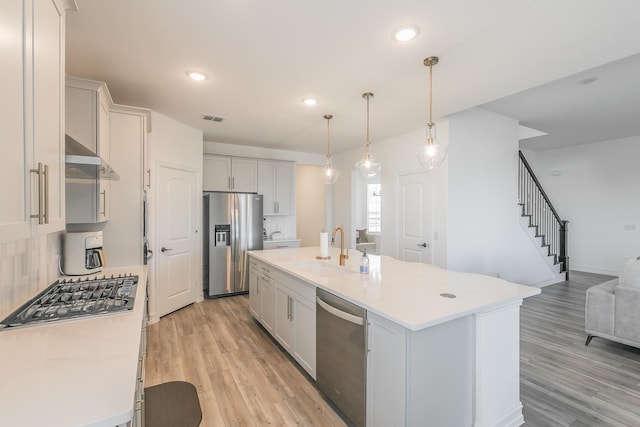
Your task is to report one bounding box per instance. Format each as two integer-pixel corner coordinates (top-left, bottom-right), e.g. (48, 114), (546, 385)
(367, 183), (381, 233)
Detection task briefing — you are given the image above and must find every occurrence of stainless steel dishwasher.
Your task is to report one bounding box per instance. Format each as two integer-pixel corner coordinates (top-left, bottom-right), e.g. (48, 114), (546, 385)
(316, 288), (367, 427)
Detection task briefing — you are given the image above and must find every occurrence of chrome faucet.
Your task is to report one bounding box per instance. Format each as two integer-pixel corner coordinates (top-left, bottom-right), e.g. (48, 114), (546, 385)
(331, 226), (349, 266)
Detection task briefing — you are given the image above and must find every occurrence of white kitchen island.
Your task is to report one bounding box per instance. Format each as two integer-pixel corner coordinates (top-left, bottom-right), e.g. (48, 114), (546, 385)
(0, 266), (147, 427)
(248, 247), (540, 427)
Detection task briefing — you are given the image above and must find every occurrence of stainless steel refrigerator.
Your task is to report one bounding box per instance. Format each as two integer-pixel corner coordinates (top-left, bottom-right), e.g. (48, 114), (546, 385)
(204, 192), (263, 297)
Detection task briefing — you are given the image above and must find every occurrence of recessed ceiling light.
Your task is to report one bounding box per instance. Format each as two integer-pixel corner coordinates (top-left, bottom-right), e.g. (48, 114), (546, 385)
(186, 71), (207, 81)
(303, 97), (318, 106)
(393, 25), (420, 42)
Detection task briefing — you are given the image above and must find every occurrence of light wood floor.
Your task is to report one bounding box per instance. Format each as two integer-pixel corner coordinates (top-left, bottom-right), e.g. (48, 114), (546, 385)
(146, 271), (640, 426)
(144, 294), (347, 427)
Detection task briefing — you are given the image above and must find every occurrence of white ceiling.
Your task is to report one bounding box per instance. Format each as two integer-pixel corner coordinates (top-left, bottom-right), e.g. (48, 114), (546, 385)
(65, 0), (640, 155)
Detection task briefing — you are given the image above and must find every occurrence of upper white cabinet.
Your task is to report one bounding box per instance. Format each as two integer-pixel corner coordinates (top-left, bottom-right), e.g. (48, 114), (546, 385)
(0, 0), (67, 244)
(65, 77), (114, 223)
(203, 155), (257, 193)
(258, 160), (294, 215)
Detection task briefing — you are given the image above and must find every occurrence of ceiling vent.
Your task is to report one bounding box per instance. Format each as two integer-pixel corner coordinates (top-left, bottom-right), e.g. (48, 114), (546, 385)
(201, 115), (225, 123)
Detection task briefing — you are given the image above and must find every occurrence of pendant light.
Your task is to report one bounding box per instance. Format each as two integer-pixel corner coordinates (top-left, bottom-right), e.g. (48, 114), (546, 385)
(355, 92), (381, 178)
(416, 56), (447, 170)
(322, 114), (339, 184)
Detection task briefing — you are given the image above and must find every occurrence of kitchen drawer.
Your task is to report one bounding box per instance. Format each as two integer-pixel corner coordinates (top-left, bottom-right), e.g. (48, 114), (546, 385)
(279, 273), (315, 302)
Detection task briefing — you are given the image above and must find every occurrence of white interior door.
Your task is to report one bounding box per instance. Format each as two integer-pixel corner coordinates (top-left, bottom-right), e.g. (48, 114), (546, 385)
(399, 172), (433, 263)
(156, 163), (198, 317)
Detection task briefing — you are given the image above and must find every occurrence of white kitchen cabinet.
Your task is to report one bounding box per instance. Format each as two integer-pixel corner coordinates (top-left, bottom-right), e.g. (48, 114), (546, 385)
(0, 0), (67, 243)
(273, 273), (315, 378)
(258, 160), (294, 215)
(274, 286), (293, 352)
(249, 258), (316, 379)
(102, 106), (150, 266)
(249, 263), (260, 318)
(0, 0), (30, 243)
(291, 291), (315, 377)
(260, 276), (276, 334)
(366, 312), (407, 427)
(249, 260), (277, 334)
(65, 77), (114, 223)
(203, 155), (257, 192)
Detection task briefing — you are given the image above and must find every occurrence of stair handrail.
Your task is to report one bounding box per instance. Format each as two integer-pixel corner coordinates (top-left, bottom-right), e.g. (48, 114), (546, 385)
(518, 150), (569, 276)
(518, 151), (562, 223)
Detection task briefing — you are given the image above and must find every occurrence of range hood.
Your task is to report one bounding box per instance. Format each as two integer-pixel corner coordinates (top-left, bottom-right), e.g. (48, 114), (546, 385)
(65, 134), (119, 180)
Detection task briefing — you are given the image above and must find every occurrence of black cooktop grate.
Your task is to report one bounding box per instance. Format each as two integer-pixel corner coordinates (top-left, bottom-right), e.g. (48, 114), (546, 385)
(1, 274), (138, 329)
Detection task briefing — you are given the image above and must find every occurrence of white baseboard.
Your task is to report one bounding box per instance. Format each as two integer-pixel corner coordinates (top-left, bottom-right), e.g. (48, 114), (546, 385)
(572, 266), (617, 277)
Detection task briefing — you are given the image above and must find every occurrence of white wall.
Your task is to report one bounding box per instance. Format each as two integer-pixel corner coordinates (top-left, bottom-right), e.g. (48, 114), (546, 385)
(446, 108), (555, 285)
(295, 165), (327, 247)
(333, 127), (449, 266)
(532, 136), (640, 275)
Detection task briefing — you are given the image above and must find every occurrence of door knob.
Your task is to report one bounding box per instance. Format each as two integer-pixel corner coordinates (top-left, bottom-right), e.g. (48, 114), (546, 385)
(161, 247), (173, 252)
(417, 243), (428, 248)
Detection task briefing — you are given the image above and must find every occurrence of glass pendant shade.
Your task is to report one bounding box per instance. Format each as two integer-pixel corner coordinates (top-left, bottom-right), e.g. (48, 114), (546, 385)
(416, 123), (447, 169)
(323, 156), (339, 184)
(322, 114), (339, 184)
(356, 150), (381, 178)
(416, 56), (447, 170)
(356, 92), (380, 178)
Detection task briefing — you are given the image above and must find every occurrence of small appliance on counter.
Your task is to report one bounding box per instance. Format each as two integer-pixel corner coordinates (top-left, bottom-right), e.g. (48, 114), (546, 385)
(63, 231), (105, 275)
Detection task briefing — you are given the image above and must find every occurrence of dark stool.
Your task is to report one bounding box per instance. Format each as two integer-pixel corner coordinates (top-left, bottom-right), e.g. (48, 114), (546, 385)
(144, 381), (202, 427)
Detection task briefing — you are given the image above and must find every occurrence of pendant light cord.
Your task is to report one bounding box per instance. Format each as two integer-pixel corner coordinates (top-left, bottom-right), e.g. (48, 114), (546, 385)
(428, 61), (433, 125)
(324, 114), (332, 158)
(362, 92), (373, 150)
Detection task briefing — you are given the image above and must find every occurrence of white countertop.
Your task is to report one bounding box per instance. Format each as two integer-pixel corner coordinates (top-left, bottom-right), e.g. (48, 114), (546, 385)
(0, 265), (147, 427)
(249, 247), (540, 331)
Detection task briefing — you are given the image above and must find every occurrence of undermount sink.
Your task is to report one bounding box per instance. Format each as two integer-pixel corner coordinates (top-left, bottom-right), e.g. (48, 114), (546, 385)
(291, 261), (355, 278)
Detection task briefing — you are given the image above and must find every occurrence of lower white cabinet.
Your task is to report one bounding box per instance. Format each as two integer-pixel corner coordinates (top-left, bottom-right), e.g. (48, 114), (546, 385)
(249, 263), (260, 318)
(291, 292), (315, 376)
(274, 286), (293, 352)
(249, 258), (316, 379)
(260, 277), (276, 334)
(249, 261), (277, 335)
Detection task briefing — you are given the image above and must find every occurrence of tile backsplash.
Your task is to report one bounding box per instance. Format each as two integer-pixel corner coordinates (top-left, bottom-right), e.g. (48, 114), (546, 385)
(0, 232), (61, 319)
(263, 215), (296, 240)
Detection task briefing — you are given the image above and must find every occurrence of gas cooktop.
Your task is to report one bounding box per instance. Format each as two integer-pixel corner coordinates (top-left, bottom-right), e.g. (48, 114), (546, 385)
(0, 274), (138, 329)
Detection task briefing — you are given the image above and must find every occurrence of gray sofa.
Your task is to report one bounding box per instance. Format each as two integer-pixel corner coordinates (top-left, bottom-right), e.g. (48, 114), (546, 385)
(585, 257), (640, 348)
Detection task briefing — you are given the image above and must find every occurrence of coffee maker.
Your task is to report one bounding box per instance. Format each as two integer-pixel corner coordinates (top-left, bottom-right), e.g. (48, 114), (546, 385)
(63, 231), (105, 275)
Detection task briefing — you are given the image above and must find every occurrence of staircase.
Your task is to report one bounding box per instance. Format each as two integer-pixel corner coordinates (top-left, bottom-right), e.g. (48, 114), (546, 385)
(518, 151), (569, 283)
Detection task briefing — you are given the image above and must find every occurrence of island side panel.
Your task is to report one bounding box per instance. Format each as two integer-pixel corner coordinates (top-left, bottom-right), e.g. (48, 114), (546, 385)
(406, 314), (474, 426)
(475, 301), (524, 427)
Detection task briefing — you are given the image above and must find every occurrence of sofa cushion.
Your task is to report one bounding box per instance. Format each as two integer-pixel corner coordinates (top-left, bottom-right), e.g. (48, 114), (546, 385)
(585, 279), (617, 336)
(619, 258), (640, 289)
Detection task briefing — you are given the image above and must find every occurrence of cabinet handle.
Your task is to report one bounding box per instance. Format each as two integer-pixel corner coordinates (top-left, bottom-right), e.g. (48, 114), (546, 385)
(100, 190), (107, 216)
(228, 176), (231, 190)
(232, 176), (235, 190)
(146, 168), (151, 188)
(30, 162), (48, 224)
